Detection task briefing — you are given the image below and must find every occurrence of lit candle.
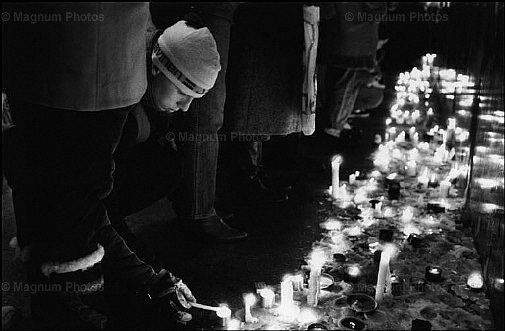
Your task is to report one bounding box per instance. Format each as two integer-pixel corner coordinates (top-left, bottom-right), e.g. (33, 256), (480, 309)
(307, 250), (326, 306)
(418, 168), (429, 189)
(281, 276), (294, 307)
(494, 278), (504, 292)
(425, 266), (443, 282)
(291, 274), (304, 292)
(429, 173), (438, 188)
(406, 160), (417, 177)
(349, 173), (356, 185)
(331, 155), (342, 199)
(412, 132), (419, 146)
(395, 131), (406, 143)
(467, 272), (484, 291)
(217, 304), (232, 327)
(439, 179), (451, 198)
(259, 288), (275, 309)
(243, 293), (258, 323)
(375, 244), (395, 302)
(401, 207), (414, 223)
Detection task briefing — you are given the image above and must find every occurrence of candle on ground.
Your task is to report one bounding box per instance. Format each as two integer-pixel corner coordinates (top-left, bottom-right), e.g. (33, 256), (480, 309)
(406, 160), (417, 177)
(307, 250), (327, 306)
(467, 272), (484, 291)
(243, 293), (258, 323)
(439, 179), (451, 198)
(375, 244), (396, 302)
(349, 174), (356, 185)
(259, 288), (275, 309)
(281, 276), (294, 307)
(331, 155), (342, 199)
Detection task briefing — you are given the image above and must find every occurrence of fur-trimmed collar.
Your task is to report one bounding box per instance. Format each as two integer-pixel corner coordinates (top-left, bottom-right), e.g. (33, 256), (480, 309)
(9, 237), (104, 277)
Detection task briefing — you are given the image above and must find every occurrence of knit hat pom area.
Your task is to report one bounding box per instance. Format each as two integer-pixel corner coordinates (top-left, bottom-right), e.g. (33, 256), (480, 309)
(152, 20), (221, 98)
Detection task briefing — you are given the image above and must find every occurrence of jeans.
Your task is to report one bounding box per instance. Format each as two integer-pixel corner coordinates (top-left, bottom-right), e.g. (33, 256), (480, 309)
(171, 7), (233, 220)
(3, 105), (156, 288)
(325, 67), (371, 131)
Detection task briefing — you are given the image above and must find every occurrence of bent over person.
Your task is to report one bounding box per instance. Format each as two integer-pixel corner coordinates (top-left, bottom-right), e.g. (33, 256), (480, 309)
(2, 3), (199, 329)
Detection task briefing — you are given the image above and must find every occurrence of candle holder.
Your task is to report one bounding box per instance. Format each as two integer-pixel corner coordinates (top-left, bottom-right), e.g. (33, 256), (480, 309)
(407, 233), (423, 248)
(307, 323), (329, 331)
(425, 266), (443, 282)
(411, 319), (432, 330)
(388, 180), (401, 200)
(333, 253), (346, 263)
(391, 275), (404, 296)
(337, 317), (367, 331)
(411, 277), (427, 292)
(379, 229), (394, 242)
(427, 202), (446, 214)
(347, 294), (377, 314)
(369, 199), (380, 209)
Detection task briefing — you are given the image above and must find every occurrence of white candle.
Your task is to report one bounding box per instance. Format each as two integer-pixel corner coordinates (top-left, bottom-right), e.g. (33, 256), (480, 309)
(307, 267), (321, 307)
(412, 132), (419, 146)
(349, 174), (356, 185)
(281, 276), (294, 307)
(401, 207), (414, 223)
(439, 180), (451, 198)
(244, 293), (257, 323)
(307, 250), (326, 306)
(467, 272), (484, 290)
(395, 131), (406, 143)
(291, 274), (304, 291)
(331, 155), (342, 199)
(375, 245), (394, 302)
(259, 288), (275, 309)
(406, 160), (417, 177)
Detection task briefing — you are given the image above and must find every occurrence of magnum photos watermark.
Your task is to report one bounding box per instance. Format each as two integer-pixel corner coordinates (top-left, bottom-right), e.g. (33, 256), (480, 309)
(2, 281), (103, 294)
(168, 132), (270, 143)
(345, 11), (448, 23)
(2, 10), (104, 24)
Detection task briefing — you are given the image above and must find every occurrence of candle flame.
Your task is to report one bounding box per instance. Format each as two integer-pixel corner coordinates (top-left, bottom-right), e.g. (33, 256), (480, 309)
(244, 293), (257, 306)
(332, 154), (343, 165)
(217, 305), (232, 319)
(348, 264), (361, 277)
(320, 218), (343, 231)
(308, 248), (328, 268)
(467, 272), (484, 289)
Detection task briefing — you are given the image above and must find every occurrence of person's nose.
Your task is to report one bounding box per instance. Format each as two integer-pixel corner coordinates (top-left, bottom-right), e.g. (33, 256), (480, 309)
(178, 96), (194, 112)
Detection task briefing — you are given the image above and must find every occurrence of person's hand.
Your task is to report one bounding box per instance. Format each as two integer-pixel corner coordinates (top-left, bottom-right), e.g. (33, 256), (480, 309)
(173, 279), (196, 309)
(147, 269), (196, 324)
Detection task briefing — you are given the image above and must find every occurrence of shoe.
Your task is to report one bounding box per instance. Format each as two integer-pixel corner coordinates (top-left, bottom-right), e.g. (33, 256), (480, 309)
(216, 209), (234, 222)
(183, 215), (248, 242)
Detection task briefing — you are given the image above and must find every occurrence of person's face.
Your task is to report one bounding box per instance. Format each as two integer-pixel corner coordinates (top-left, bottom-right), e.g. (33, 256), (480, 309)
(152, 74), (194, 113)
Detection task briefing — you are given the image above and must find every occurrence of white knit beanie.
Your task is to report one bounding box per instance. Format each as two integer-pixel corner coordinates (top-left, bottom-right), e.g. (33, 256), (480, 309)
(152, 20), (221, 98)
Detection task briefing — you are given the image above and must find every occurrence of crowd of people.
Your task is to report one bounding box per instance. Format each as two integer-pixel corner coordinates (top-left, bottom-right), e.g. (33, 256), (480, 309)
(2, 3), (392, 329)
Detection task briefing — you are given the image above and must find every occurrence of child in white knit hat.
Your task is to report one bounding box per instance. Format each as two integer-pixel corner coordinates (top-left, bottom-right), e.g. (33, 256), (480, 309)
(108, 17), (248, 249)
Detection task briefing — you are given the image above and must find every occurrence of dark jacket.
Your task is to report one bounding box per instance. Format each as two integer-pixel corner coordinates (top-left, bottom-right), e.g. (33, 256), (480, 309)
(3, 3), (149, 111)
(223, 3), (306, 135)
(319, 2), (387, 69)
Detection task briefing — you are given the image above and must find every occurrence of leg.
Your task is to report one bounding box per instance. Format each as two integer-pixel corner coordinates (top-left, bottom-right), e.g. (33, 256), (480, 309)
(171, 6), (247, 241)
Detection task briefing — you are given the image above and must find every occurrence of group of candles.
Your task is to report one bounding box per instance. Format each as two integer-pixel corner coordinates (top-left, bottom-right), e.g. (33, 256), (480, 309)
(190, 54), (502, 330)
